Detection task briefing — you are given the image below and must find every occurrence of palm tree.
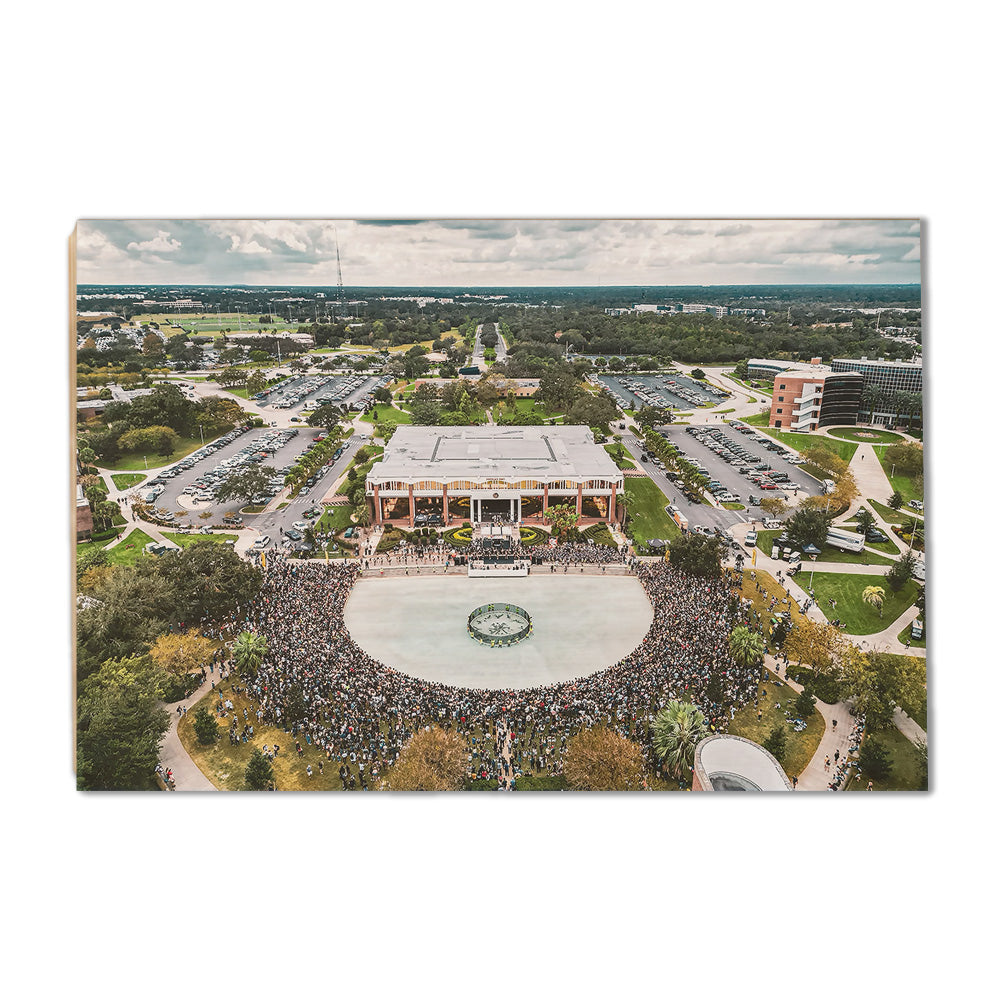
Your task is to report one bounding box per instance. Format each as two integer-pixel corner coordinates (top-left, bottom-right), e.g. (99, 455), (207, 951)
(728, 625), (765, 670)
(232, 631), (268, 676)
(651, 700), (709, 779)
(616, 489), (637, 524)
(862, 585), (886, 618)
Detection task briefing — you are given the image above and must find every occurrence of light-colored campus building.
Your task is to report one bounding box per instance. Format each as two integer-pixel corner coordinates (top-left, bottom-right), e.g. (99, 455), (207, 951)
(365, 425), (624, 527)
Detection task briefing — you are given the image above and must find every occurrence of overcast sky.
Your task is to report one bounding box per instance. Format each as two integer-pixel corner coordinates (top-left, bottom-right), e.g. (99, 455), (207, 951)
(76, 219), (921, 287)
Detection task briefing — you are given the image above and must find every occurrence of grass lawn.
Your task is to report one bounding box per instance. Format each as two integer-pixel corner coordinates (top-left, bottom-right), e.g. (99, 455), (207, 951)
(77, 528), (156, 567)
(111, 473), (146, 490)
(896, 622), (926, 651)
(754, 529), (895, 567)
(316, 506), (357, 533)
(846, 726), (926, 791)
(757, 427), (859, 463)
(807, 573), (920, 635)
(875, 452), (923, 505)
(743, 411), (771, 426)
(739, 569), (807, 627)
(825, 427), (905, 444)
(867, 498), (923, 527)
(361, 405), (413, 426)
(161, 531), (239, 548)
(109, 432), (222, 471)
(625, 476), (681, 547)
(728, 667), (825, 780)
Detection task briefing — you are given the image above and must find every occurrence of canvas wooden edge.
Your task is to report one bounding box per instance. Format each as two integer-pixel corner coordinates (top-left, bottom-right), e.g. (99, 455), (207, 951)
(69, 224), (77, 782)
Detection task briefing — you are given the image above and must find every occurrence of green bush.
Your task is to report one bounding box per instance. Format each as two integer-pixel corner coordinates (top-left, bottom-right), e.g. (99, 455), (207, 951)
(794, 688), (816, 719)
(858, 737), (892, 780)
(193, 704), (220, 745)
(763, 723), (788, 762)
(161, 671), (201, 704)
(791, 666), (842, 705)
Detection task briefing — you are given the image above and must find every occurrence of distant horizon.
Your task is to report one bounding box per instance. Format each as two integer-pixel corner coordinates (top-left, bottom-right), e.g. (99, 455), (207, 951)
(77, 281), (921, 290)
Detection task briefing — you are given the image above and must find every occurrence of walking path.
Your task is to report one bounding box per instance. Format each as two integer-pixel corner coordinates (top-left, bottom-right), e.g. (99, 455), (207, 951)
(759, 654), (860, 791)
(158, 673), (217, 791)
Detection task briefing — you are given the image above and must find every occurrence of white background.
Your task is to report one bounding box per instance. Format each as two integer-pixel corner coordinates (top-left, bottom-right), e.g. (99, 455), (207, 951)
(1, 2), (993, 996)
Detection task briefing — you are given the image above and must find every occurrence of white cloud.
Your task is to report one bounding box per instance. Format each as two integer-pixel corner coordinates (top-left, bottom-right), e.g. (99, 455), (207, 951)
(125, 230), (181, 253)
(77, 218), (922, 286)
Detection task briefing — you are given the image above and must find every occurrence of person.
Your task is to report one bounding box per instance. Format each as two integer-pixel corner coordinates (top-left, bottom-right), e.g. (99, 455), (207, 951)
(832, 718), (838, 731)
(791, 775), (798, 789)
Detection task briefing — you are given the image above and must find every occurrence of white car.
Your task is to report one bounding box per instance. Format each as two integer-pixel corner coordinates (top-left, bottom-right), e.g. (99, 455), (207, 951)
(908, 500), (924, 511)
(292, 521), (308, 531)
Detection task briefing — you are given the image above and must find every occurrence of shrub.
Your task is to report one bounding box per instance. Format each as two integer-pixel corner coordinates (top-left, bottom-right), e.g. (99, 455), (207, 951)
(762, 724), (788, 763)
(858, 737), (892, 780)
(245, 748), (274, 790)
(193, 704), (220, 745)
(794, 688), (816, 719)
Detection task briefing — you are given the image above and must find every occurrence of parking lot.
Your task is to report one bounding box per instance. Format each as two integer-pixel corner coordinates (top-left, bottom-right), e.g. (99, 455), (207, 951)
(134, 422), (369, 547)
(660, 423), (825, 508)
(597, 373), (730, 411)
(258, 373), (390, 412)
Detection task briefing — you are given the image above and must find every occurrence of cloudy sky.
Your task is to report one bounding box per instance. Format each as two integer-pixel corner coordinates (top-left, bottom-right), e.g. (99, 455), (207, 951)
(76, 219), (921, 287)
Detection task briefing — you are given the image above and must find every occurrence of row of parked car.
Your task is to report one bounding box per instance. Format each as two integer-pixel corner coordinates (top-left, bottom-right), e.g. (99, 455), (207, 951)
(684, 426), (803, 499)
(173, 428), (301, 505)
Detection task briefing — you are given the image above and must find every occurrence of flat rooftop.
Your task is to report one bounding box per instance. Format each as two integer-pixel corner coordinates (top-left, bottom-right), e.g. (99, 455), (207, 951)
(368, 425), (622, 483)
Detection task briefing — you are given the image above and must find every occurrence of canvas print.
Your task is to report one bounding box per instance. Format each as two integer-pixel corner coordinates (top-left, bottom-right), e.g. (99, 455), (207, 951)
(72, 219), (927, 791)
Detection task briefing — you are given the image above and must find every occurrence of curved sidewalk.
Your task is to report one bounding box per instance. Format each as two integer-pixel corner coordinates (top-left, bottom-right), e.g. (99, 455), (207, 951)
(158, 674), (218, 791)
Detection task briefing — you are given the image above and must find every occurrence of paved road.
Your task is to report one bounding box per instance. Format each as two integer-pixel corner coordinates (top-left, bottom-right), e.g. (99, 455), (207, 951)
(619, 429), (745, 534)
(471, 322), (504, 369)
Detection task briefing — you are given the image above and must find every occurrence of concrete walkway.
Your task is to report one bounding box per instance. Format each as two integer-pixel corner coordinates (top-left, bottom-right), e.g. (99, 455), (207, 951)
(158, 673), (218, 791)
(756, 654), (852, 791)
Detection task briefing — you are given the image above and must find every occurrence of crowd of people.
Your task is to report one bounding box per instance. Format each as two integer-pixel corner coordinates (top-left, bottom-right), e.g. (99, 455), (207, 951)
(225, 553), (761, 788)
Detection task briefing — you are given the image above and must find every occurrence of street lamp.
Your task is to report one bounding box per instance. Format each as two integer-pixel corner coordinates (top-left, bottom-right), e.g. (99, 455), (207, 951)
(808, 553), (818, 590)
(199, 424), (205, 445)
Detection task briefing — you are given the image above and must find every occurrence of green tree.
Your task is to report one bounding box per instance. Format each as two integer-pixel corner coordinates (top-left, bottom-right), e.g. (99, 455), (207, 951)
(785, 507), (832, 549)
(232, 631), (268, 676)
(884, 550), (917, 592)
(794, 687), (816, 719)
(213, 465), (277, 504)
(245, 369), (268, 396)
(855, 507), (876, 536)
(888, 490), (904, 510)
(666, 533), (723, 577)
(193, 704), (220, 745)
(117, 424), (180, 456)
(690, 368), (706, 380)
(762, 723), (788, 763)
(841, 650), (926, 732)
(77, 656), (171, 790)
(651, 700), (709, 779)
(307, 405), (344, 434)
(245, 748), (274, 790)
(858, 737), (892, 780)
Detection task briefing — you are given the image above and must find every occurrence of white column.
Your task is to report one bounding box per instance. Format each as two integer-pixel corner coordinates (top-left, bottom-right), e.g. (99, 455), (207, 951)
(510, 498), (515, 521)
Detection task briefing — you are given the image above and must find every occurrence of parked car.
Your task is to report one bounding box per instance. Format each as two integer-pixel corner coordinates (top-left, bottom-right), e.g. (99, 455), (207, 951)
(908, 500), (924, 511)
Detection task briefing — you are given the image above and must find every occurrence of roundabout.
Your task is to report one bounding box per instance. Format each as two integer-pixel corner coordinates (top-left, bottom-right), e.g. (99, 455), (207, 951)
(343, 575), (654, 690)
